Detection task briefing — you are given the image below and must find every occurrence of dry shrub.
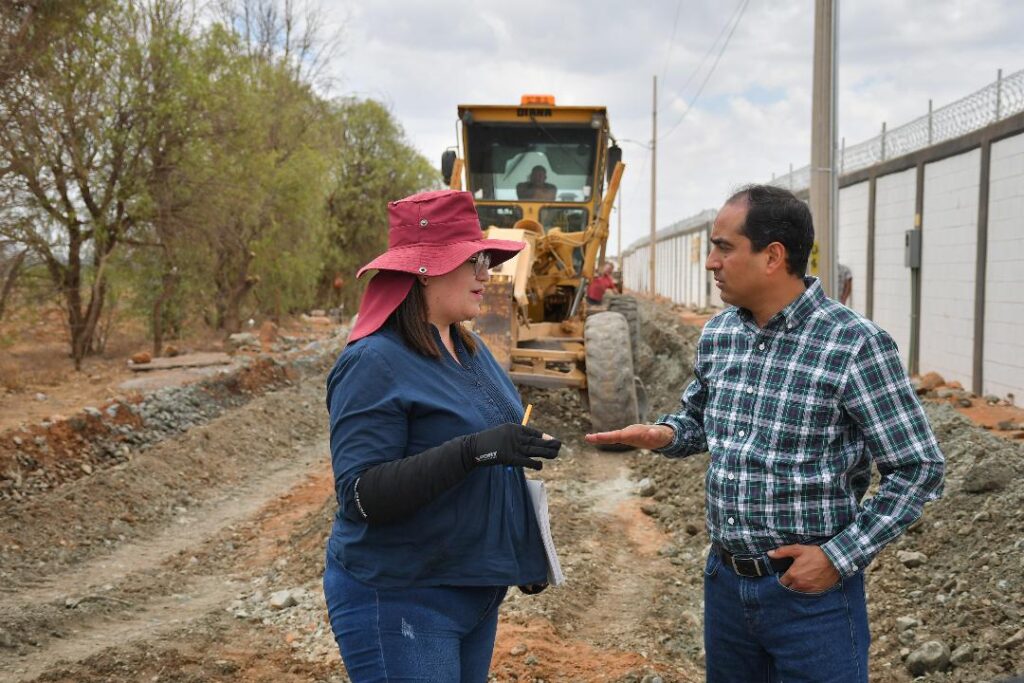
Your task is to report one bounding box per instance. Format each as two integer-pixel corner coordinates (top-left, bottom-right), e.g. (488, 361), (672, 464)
(0, 298), (148, 392)
(0, 349), (70, 391)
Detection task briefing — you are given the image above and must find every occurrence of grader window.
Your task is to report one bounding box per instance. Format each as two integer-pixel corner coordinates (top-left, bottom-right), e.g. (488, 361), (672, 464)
(466, 123), (597, 203)
(539, 207), (588, 273)
(476, 205), (523, 229)
(538, 207), (588, 233)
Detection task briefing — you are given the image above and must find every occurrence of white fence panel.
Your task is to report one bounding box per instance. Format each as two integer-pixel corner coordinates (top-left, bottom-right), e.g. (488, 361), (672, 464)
(984, 131), (1024, 399)
(873, 168), (917, 367)
(837, 182), (870, 315)
(920, 149), (981, 388)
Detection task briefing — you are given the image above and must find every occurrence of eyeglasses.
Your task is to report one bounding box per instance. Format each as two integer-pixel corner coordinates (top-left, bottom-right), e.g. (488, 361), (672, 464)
(466, 252), (492, 277)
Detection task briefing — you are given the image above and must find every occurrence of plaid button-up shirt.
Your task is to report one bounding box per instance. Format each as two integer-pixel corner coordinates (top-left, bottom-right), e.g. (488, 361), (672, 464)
(656, 278), (944, 577)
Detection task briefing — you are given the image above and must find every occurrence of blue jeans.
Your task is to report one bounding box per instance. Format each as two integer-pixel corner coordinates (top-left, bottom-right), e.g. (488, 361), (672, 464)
(323, 550), (507, 682)
(703, 550), (870, 683)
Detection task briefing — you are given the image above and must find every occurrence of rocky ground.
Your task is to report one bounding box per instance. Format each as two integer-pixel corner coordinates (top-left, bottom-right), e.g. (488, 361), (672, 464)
(0, 299), (1021, 682)
(627, 298), (1024, 683)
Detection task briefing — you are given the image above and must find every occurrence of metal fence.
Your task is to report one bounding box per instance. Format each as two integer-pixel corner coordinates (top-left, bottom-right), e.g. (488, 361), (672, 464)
(770, 68), (1024, 192)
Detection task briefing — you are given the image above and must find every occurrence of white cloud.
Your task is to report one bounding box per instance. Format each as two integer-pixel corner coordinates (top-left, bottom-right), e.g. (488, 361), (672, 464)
(315, 0), (1023, 253)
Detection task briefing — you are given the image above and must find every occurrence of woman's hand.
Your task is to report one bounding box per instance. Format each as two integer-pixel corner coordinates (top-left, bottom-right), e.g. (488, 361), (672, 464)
(463, 424), (561, 471)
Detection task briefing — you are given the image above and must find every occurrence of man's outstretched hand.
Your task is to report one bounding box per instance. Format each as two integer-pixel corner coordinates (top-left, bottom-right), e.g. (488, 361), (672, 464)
(584, 424), (674, 450)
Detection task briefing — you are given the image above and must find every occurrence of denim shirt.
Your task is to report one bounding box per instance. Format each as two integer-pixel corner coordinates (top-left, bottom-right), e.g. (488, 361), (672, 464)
(325, 324), (547, 588)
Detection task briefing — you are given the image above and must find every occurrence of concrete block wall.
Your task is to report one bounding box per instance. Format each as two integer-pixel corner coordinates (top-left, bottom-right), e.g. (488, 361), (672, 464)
(872, 168), (917, 367)
(624, 228), (713, 308)
(837, 181), (870, 316)
(672, 235), (684, 304)
(919, 150), (980, 388)
(622, 120), (1023, 400)
(676, 235), (686, 304)
(691, 232), (708, 308)
(669, 237), (680, 303)
(624, 245), (648, 293)
(665, 237), (675, 301)
(984, 131), (1024, 399)
(670, 232), (707, 309)
(655, 243), (666, 298)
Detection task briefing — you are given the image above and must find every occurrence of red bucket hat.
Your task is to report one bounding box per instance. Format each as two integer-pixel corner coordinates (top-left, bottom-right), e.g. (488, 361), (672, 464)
(357, 189), (524, 278)
(349, 190), (525, 343)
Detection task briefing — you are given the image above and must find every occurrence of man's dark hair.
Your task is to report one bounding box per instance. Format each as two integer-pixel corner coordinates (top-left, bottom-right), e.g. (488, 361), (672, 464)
(726, 184), (815, 276)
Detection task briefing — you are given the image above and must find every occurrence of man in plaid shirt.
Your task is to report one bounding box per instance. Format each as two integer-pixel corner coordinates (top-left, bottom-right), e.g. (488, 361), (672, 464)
(587, 184), (944, 682)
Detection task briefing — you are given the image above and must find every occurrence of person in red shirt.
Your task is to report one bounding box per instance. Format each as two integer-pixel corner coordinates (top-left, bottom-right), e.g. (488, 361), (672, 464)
(586, 262), (619, 305)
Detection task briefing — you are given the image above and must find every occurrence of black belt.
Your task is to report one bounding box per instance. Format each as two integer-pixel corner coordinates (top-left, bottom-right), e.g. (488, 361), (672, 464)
(714, 543), (793, 578)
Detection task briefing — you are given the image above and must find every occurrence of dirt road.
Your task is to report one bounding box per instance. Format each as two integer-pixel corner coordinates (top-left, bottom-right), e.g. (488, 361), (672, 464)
(2, 298), (1022, 682)
(0, 374), (342, 682)
(0, 338), (704, 682)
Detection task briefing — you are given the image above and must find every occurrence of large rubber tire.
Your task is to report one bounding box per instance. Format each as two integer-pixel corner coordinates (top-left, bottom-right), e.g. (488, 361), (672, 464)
(585, 311), (640, 450)
(606, 295), (640, 361)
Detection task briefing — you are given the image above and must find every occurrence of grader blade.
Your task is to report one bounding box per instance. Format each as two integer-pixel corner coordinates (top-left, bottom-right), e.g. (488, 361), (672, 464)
(475, 280), (515, 369)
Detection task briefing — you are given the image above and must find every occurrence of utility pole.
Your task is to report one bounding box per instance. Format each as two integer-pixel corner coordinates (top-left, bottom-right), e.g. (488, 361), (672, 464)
(649, 75), (657, 297)
(809, 0), (837, 297)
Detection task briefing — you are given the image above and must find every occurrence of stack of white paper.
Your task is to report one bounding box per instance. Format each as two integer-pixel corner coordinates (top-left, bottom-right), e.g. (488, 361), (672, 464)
(526, 479), (565, 586)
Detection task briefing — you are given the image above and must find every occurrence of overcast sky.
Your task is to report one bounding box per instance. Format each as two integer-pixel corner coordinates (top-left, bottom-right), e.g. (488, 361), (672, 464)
(318, 0), (1023, 254)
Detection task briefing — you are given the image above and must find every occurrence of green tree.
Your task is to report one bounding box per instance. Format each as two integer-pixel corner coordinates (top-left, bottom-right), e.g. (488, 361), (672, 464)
(132, 0), (207, 354)
(0, 0), (154, 368)
(2, 0), (440, 356)
(321, 98), (439, 313)
(0, 1), (103, 90)
(185, 23), (330, 332)
(0, 241), (29, 322)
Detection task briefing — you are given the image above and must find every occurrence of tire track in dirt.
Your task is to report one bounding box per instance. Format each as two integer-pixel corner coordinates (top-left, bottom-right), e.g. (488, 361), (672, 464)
(7, 574), (232, 682)
(493, 441), (702, 682)
(5, 439), (327, 611)
(573, 453), (674, 649)
(0, 436), (331, 681)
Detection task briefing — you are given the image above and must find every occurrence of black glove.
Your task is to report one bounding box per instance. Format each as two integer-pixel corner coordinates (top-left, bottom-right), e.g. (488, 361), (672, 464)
(461, 423), (561, 471)
(352, 424), (561, 525)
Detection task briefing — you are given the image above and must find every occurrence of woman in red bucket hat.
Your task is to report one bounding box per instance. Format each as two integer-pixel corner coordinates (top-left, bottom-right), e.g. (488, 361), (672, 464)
(323, 189), (561, 681)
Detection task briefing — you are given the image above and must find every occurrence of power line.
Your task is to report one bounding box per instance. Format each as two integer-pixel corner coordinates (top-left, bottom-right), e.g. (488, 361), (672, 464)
(624, 144), (651, 197)
(628, 3), (744, 235)
(628, 1), (744, 249)
(662, 0), (749, 142)
(614, 142), (650, 251)
(670, 0), (744, 105)
(659, 0), (684, 90)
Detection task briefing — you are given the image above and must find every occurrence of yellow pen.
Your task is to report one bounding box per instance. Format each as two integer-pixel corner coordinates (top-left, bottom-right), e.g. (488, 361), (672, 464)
(521, 403), (533, 426)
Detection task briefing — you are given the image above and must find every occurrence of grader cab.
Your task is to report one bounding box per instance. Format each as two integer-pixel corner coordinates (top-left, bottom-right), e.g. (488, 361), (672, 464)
(441, 95), (645, 438)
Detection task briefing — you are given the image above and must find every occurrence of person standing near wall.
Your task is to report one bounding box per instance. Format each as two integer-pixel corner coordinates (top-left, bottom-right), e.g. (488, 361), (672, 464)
(586, 184), (944, 682)
(837, 262), (852, 306)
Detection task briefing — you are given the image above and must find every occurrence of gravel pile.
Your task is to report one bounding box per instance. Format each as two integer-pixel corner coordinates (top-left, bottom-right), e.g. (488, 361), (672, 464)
(866, 402), (1024, 681)
(227, 576), (342, 673)
(632, 300), (701, 419)
(0, 332), (347, 503)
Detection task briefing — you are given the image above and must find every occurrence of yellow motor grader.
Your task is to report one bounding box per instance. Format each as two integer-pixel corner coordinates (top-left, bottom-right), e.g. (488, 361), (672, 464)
(440, 95), (645, 437)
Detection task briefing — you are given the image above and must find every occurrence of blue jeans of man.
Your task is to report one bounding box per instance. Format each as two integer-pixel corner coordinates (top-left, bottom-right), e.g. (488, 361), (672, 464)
(703, 550), (870, 683)
(323, 549), (507, 682)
